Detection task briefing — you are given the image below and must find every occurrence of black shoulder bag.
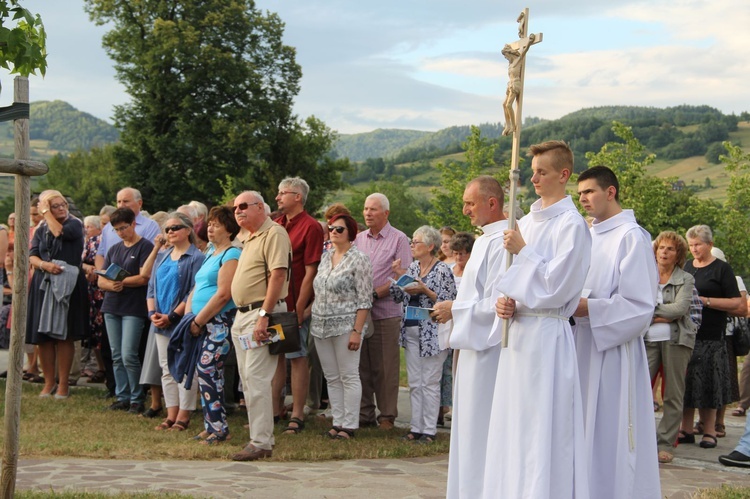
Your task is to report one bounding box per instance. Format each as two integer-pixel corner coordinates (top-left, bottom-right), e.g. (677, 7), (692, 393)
(261, 232), (301, 355)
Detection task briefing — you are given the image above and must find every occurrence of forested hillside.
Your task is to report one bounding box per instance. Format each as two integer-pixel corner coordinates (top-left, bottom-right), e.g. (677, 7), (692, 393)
(0, 100), (118, 158)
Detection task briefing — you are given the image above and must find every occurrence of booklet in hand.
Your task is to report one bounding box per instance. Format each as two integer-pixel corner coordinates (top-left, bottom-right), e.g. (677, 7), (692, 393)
(405, 306), (434, 321)
(391, 274), (419, 290)
(95, 263), (131, 282)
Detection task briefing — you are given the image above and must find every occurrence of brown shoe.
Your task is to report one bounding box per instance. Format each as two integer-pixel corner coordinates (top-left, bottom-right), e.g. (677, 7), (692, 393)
(231, 444), (272, 462)
(378, 420), (394, 430)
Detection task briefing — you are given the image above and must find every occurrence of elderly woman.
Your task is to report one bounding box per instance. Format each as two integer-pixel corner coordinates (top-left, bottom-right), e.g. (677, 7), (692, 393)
(99, 208), (154, 413)
(679, 225), (746, 449)
(26, 190), (88, 399)
(81, 215), (107, 383)
(391, 225), (456, 443)
(645, 231), (698, 464)
(185, 206), (241, 444)
(144, 212), (204, 431)
(312, 214), (372, 440)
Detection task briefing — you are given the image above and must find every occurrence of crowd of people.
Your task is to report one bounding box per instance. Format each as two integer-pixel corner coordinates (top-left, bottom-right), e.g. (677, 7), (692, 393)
(3, 139), (750, 496)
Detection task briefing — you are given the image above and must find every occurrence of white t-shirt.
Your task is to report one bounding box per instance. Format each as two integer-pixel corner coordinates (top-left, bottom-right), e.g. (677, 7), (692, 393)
(646, 284), (671, 342)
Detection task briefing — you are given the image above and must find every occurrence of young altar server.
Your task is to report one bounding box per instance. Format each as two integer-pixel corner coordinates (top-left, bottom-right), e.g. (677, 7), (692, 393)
(487, 141), (591, 498)
(431, 176), (507, 499)
(573, 165), (661, 499)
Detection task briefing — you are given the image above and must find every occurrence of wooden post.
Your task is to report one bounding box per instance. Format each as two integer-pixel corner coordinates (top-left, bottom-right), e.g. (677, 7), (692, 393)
(1, 76), (32, 499)
(501, 9), (542, 348)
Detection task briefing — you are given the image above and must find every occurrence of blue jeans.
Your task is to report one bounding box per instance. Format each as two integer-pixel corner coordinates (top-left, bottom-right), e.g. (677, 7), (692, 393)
(104, 314), (145, 403)
(736, 409), (750, 456)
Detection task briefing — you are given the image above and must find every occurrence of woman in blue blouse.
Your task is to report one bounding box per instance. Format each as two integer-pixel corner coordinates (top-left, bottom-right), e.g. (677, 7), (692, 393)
(391, 225), (457, 444)
(312, 214), (373, 440)
(185, 206), (241, 444)
(144, 212), (205, 431)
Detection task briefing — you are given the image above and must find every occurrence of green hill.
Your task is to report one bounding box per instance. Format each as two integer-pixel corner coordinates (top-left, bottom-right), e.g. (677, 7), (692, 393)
(0, 100), (119, 159)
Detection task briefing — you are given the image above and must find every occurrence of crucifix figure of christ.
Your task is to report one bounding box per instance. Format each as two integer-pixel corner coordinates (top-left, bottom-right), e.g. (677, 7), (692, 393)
(501, 10), (542, 136)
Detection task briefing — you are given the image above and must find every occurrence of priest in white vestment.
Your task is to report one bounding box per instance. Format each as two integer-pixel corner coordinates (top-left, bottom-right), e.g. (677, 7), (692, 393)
(432, 176), (507, 499)
(487, 141), (591, 499)
(573, 166), (661, 499)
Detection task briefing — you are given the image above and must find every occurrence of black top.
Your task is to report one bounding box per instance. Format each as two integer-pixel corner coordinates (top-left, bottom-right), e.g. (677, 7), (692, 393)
(100, 238), (154, 318)
(685, 258), (741, 341)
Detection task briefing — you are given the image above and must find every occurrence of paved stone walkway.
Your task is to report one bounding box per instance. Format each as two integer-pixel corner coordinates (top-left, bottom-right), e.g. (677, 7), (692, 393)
(4, 350), (750, 497)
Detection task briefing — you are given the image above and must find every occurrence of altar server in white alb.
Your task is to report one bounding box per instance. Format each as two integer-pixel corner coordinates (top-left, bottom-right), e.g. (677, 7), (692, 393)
(573, 165), (661, 499)
(487, 140), (591, 499)
(431, 176), (507, 499)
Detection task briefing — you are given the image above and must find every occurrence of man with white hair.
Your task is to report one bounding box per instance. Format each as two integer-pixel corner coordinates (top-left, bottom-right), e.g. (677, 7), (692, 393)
(95, 187), (160, 270)
(230, 190), (292, 461)
(354, 193), (411, 429)
(272, 177), (324, 434)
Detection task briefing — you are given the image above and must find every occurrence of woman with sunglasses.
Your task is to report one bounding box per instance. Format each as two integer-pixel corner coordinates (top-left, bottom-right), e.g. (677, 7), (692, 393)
(185, 205), (241, 444)
(143, 212), (205, 431)
(311, 214), (373, 440)
(26, 190), (88, 399)
(391, 225), (457, 444)
(98, 208), (153, 411)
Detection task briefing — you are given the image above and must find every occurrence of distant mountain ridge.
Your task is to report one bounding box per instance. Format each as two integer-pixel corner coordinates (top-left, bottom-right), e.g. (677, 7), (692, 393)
(0, 100), (119, 158)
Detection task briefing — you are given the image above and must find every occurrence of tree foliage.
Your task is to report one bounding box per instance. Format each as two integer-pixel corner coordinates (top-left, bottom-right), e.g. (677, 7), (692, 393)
(349, 178), (429, 237)
(85, 0), (342, 212)
(39, 145), (124, 215)
(0, 0), (46, 77)
(428, 126), (507, 232)
(716, 142), (750, 276)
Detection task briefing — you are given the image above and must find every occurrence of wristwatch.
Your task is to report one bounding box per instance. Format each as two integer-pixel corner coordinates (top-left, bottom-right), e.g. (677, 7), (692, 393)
(258, 308), (268, 318)
(372, 291), (378, 301)
(41, 209), (49, 215)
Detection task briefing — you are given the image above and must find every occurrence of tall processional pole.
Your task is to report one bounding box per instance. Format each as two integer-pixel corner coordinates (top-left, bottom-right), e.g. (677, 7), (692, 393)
(501, 9), (542, 347)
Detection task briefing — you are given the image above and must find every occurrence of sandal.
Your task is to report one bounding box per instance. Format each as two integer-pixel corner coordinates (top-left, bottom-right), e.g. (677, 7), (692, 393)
(401, 431), (422, 442)
(700, 434), (718, 449)
(336, 428), (355, 440)
(693, 421), (705, 435)
(155, 418), (175, 431)
(323, 426), (341, 439)
(733, 407), (747, 417)
(89, 370), (106, 384)
(192, 430), (210, 441)
(653, 402), (661, 412)
(418, 434), (436, 444)
(283, 417), (305, 435)
(169, 420), (190, 432)
(658, 450), (674, 464)
(200, 432), (229, 445)
(715, 423), (726, 438)
(677, 430), (695, 444)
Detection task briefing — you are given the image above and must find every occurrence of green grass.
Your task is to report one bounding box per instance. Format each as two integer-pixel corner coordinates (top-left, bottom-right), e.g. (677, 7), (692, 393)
(0, 379), (448, 462)
(691, 485), (750, 498)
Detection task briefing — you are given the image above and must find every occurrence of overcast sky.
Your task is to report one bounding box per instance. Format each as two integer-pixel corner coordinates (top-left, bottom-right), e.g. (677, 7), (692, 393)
(11, 0), (750, 134)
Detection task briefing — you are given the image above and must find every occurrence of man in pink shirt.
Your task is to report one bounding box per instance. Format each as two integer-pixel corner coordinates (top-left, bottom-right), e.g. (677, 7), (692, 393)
(354, 193), (412, 429)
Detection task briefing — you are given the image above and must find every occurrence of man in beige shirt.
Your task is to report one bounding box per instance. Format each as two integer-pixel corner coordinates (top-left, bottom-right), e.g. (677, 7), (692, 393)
(230, 190), (292, 462)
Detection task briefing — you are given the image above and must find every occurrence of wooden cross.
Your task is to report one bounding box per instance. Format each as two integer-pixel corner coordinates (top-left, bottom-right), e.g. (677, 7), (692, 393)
(501, 8), (542, 348)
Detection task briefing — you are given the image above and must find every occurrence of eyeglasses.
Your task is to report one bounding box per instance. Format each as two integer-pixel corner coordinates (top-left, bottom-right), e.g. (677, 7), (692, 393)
(234, 202), (261, 211)
(50, 203), (67, 210)
(409, 240), (425, 246)
(164, 225), (187, 233)
(113, 223), (132, 233)
(328, 225), (346, 234)
(278, 191), (299, 197)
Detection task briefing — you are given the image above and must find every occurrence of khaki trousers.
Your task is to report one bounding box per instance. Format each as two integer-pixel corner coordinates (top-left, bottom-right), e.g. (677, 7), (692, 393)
(646, 340), (693, 450)
(231, 302), (286, 450)
(359, 316), (401, 424)
(739, 354), (750, 411)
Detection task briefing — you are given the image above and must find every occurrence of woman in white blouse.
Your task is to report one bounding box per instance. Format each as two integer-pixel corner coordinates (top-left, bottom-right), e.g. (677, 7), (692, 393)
(311, 214), (373, 440)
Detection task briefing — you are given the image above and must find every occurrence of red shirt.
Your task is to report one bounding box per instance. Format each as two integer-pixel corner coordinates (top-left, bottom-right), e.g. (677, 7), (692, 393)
(275, 210), (324, 311)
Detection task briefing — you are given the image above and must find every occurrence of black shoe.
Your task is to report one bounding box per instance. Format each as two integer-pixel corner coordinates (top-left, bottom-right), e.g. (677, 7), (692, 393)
(678, 431), (695, 444)
(108, 400), (130, 411)
(719, 451), (750, 468)
(141, 407), (162, 418)
(100, 390), (116, 400)
(128, 402), (145, 414)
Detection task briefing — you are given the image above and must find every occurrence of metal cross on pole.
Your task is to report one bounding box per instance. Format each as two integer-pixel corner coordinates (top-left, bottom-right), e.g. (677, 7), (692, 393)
(501, 8), (542, 348)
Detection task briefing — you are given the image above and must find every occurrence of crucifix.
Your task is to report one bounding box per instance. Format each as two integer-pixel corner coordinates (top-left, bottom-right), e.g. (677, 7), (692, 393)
(501, 8), (542, 348)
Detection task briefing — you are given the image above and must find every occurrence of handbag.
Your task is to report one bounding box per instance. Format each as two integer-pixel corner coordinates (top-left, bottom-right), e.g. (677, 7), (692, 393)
(268, 311), (301, 355)
(261, 233), (301, 355)
(732, 317), (750, 356)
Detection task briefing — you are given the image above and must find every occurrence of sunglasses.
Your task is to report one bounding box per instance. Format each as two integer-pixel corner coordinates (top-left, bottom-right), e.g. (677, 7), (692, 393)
(164, 225), (187, 233)
(328, 225), (346, 234)
(234, 202), (261, 211)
